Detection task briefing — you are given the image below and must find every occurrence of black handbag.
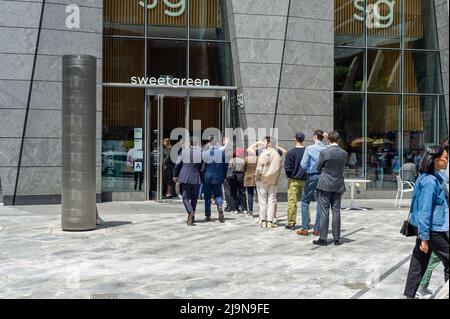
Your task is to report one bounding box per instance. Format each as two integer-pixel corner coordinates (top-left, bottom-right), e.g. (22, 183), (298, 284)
(400, 219), (416, 237)
(226, 159), (239, 181)
(400, 207), (416, 237)
(226, 164), (237, 181)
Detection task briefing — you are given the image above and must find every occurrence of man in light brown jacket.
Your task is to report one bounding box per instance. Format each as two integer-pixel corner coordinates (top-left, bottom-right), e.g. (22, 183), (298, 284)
(249, 137), (282, 228)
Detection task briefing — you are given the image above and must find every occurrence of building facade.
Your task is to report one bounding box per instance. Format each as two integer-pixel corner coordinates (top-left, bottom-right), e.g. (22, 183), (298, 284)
(0, 0), (448, 205)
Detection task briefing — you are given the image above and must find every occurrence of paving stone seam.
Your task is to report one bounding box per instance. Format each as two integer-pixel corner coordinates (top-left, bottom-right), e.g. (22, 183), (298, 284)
(350, 255), (412, 299)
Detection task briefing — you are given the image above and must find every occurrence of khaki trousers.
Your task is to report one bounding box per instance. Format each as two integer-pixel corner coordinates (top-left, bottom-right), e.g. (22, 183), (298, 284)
(257, 182), (277, 222)
(287, 178), (305, 226)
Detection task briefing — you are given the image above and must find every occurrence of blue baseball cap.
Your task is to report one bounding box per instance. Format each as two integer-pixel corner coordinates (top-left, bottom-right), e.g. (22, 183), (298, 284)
(296, 132), (305, 141)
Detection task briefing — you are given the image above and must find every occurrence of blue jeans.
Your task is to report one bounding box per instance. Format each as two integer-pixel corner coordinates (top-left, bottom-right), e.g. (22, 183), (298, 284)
(246, 187), (255, 212)
(301, 174), (320, 230)
(198, 184), (204, 198)
(204, 183), (223, 216)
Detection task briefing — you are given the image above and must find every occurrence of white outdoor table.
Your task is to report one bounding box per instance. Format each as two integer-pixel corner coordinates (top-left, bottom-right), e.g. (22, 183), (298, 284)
(343, 179), (372, 211)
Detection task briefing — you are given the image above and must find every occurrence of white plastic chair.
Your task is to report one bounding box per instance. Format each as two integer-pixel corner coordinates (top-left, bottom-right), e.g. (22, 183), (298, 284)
(395, 174), (414, 208)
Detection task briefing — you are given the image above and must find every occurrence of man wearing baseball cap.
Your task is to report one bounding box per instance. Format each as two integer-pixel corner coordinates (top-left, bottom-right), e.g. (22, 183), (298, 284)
(284, 132), (307, 229)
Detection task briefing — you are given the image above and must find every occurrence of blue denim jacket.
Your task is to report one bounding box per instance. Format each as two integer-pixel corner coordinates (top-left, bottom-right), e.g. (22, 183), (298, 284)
(409, 170), (449, 241)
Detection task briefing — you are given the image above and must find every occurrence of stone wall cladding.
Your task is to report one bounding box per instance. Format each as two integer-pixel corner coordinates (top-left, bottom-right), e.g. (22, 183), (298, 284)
(227, 0), (334, 191)
(0, 0), (102, 204)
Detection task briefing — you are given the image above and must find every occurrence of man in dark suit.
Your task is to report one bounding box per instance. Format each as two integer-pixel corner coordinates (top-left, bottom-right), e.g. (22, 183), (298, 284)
(313, 131), (348, 246)
(174, 137), (203, 226)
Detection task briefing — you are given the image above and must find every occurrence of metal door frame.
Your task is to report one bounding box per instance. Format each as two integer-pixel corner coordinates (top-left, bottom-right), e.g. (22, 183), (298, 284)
(144, 87), (234, 202)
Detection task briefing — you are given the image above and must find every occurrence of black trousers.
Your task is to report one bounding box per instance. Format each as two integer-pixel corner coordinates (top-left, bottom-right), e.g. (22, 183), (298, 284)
(134, 172), (144, 191)
(404, 231), (449, 298)
(223, 179), (232, 210)
(181, 184), (200, 215)
(229, 172), (247, 212)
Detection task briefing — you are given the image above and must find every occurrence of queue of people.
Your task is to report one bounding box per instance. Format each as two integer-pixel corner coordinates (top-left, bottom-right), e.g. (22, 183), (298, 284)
(171, 130), (350, 247)
(96, 129), (450, 300)
(171, 132), (449, 296)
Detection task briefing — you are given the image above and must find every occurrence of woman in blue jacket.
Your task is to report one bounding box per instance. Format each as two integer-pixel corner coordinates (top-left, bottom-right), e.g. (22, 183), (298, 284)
(404, 146), (449, 298)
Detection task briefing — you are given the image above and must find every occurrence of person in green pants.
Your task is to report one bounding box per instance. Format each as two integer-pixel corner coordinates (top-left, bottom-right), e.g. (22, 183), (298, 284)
(284, 132), (307, 229)
(417, 253), (442, 297)
(418, 138), (449, 298)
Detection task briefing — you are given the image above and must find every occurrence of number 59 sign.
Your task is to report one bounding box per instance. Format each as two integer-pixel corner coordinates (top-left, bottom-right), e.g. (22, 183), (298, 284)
(138, 0), (186, 17)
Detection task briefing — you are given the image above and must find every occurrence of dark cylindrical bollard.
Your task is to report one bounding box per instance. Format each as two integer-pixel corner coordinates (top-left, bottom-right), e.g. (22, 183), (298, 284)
(61, 55), (97, 231)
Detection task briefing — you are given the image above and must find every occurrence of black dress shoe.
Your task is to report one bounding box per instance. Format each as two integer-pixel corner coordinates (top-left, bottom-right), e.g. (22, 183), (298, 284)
(285, 224), (296, 230)
(312, 239), (327, 246)
(334, 240), (342, 246)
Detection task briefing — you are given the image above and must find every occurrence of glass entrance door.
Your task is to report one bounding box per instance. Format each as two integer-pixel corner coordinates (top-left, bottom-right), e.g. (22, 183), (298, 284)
(146, 95), (186, 201)
(145, 93), (229, 202)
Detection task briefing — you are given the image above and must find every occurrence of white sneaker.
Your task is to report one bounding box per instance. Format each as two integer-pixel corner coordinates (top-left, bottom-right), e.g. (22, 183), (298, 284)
(266, 221), (278, 228)
(231, 210), (238, 214)
(272, 218), (278, 225)
(254, 217), (261, 224)
(416, 287), (434, 299)
(259, 220), (267, 228)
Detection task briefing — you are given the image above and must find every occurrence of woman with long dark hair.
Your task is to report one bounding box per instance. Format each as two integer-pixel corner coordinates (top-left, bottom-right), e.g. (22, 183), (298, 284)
(415, 138), (449, 298)
(404, 145), (449, 299)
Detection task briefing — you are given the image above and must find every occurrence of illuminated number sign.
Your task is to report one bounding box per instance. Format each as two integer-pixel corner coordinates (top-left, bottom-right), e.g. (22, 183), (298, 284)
(353, 0), (395, 29)
(138, 0), (186, 17)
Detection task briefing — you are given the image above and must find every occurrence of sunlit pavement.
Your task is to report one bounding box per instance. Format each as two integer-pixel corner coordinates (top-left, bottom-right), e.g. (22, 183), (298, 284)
(0, 199), (445, 299)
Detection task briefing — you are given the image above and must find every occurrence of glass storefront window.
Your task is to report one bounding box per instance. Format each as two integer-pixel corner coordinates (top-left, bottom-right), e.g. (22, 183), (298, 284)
(367, 95), (401, 190)
(334, 0), (365, 47)
(102, 88), (145, 192)
(333, 0), (447, 192)
(147, 39), (187, 80)
(189, 0), (229, 41)
(334, 47), (365, 91)
(366, 0), (401, 48)
(404, 0), (439, 50)
(147, 0), (187, 38)
(367, 49), (401, 92)
(439, 96), (449, 141)
(102, 0), (235, 196)
(403, 51), (443, 94)
(189, 97), (223, 130)
(334, 93), (365, 179)
(190, 41), (234, 86)
(103, 38), (145, 83)
(148, 96), (186, 196)
(104, 0), (145, 36)
(402, 95), (437, 182)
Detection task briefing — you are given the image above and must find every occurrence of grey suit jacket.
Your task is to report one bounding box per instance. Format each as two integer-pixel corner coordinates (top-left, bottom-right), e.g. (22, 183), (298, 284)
(316, 145), (348, 193)
(174, 147), (203, 185)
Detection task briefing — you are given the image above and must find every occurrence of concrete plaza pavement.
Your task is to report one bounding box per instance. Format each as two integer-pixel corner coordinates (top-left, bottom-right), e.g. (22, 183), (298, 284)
(0, 199), (446, 299)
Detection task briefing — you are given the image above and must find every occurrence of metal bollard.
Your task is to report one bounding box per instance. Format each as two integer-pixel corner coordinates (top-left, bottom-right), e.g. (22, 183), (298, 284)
(61, 55), (97, 231)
